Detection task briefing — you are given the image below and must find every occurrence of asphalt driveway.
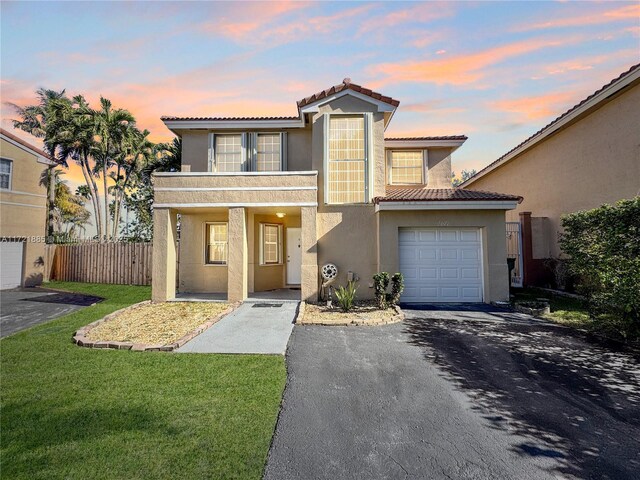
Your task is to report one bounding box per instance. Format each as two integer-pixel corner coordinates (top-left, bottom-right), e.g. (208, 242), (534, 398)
(0, 288), (102, 337)
(264, 306), (640, 480)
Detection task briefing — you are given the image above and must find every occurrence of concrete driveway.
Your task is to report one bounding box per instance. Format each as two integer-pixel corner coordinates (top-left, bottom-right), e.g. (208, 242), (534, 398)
(0, 288), (101, 338)
(264, 305), (640, 480)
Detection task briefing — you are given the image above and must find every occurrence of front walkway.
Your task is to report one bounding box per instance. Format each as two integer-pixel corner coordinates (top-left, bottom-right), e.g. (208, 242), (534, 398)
(175, 300), (298, 354)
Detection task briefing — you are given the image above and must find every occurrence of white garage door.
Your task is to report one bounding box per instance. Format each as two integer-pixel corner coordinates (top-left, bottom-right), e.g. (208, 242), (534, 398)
(1, 241), (24, 290)
(399, 228), (483, 303)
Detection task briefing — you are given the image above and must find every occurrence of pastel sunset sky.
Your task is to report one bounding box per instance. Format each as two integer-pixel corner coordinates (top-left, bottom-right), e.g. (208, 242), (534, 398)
(1, 0), (639, 190)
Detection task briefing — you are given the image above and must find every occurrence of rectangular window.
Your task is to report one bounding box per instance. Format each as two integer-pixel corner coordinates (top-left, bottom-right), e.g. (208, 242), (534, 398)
(256, 134), (281, 172)
(214, 134), (244, 172)
(390, 151), (423, 185)
(0, 159), (12, 190)
(260, 223), (282, 265)
(328, 115), (365, 203)
(205, 223), (228, 265)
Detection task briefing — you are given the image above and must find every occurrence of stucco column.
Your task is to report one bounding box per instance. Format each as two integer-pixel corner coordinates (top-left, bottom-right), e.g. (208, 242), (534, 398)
(228, 207), (248, 302)
(152, 208), (177, 302)
(300, 206), (319, 303)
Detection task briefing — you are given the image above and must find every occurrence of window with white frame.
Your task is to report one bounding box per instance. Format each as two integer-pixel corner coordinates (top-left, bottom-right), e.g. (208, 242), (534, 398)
(214, 134), (244, 172)
(0, 158), (12, 190)
(256, 134), (282, 171)
(205, 223), (228, 264)
(328, 115), (366, 203)
(390, 151), (424, 185)
(260, 223), (282, 265)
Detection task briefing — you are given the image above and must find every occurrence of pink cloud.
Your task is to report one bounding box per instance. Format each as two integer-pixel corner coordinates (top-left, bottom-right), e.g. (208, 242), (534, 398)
(515, 4), (640, 31)
(357, 2), (455, 35)
(489, 91), (579, 121)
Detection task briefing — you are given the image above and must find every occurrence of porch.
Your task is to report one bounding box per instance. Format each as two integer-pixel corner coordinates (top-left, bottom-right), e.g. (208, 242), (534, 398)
(172, 288), (301, 303)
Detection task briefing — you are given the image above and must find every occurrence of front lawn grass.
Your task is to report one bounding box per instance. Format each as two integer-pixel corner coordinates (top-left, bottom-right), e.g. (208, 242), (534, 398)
(1, 282), (286, 480)
(511, 287), (590, 327)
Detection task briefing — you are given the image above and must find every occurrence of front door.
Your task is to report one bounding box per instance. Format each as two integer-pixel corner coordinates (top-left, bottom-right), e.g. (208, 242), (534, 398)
(286, 228), (302, 285)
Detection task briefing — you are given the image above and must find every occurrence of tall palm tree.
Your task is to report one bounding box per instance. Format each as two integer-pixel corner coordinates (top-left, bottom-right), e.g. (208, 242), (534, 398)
(11, 89), (68, 238)
(91, 97), (134, 240)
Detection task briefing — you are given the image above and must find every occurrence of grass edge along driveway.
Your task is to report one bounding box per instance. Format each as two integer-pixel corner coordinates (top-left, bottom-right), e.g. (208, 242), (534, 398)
(1, 281), (286, 480)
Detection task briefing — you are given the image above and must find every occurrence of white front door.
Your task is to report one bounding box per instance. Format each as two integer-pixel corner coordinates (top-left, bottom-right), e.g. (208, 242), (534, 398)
(399, 228), (483, 303)
(1, 241), (24, 289)
(286, 228), (302, 285)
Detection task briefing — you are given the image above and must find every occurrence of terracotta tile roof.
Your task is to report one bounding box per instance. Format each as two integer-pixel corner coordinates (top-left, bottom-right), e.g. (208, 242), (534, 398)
(374, 187), (523, 203)
(297, 78), (400, 109)
(0, 127), (54, 161)
(463, 62), (640, 186)
(385, 135), (468, 141)
(161, 115), (300, 121)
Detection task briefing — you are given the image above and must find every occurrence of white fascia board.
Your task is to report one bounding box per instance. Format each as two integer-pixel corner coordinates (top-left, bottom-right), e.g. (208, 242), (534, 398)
(153, 170), (318, 177)
(153, 202), (318, 208)
(462, 67), (640, 187)
(375, 200), (519, 212)
(384, 139), (466, 149)
(1, 134), (56, 165)
(299, 89), (397, 114)
(162, 118), (305, 130)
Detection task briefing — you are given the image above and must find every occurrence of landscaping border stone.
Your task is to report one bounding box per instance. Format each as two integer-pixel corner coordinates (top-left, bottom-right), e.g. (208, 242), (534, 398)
(73, 301), (238, 352)
(296, 302), (404, 326)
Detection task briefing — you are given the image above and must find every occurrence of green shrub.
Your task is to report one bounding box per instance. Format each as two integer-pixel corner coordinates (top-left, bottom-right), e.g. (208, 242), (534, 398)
(559, 197), (640, 341)
(335, 281), (358, 312)
(390, 273), (404, 306)
(373, 272), (390, 309)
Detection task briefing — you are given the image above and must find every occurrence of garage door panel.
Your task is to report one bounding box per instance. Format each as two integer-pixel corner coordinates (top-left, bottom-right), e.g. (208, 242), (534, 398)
(1, 242), (24, 290)
(399, 228), (483, 303)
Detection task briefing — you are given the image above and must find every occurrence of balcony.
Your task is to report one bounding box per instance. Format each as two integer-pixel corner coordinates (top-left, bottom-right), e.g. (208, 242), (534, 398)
(152, 170), (318, 209)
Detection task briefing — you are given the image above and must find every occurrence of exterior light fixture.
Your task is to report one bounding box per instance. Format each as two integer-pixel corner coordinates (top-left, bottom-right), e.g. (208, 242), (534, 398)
(276, 212), (286, 218)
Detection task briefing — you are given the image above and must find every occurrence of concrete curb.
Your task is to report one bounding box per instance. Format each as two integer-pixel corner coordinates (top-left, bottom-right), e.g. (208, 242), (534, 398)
(73, 301), (239, 352)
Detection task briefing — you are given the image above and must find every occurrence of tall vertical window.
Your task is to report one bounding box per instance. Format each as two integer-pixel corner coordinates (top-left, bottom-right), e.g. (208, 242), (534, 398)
(328, 115), (366, 203)
(205, 223), (228, 265)
(215, 134), (244, 172)
(256, 134), (281, 171)
(260, 223), (282, 265)
(390, 151), (423, 185)
(0, 159), (12, 190)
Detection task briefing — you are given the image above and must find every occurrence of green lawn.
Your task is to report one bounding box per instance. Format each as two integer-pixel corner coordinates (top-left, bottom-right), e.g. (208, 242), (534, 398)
(1, 282), (286, 480)
(511, 287), (590, 327)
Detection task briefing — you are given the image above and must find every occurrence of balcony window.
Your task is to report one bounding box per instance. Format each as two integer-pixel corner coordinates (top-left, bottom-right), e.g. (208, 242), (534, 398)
(0, 158), (12, 190)
(205, 222), (228, 264)
(390, 151), (424, 185)
(214, 134), (244, 172)
(256, 134), (282, 172)
(327, 115), (366, 203)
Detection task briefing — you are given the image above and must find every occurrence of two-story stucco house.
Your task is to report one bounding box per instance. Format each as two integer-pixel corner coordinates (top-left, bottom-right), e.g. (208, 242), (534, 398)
(0, 128), (55, 289)
(152, 79), (521, 304)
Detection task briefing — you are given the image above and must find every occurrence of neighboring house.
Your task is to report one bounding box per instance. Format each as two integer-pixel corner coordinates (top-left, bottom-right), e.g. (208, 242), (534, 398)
(153, 79), (521, 304)
(0, 128), (55, 289)
(462, 64), (640, 287)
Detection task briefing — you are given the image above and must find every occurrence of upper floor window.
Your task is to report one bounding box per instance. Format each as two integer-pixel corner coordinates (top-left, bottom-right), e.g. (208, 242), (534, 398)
(214, 135), (245, 172)
(327, 115), (367, 204)
(389, 151), (424, 185)
(256, 134), (282, 172)
(205, 222), (228, 265)
(0, 158), (12, 190)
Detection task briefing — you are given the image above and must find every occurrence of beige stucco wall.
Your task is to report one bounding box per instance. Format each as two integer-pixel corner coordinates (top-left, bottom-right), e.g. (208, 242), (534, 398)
(427, 148), (454, 188)
(286, 128), (312, 171)
(466, 81), (640, 257)
(0, 138), (48, 286)
(181, 131), (209, 172)
(377, 209), (510, 303)
(177, 211), (228, 294)
(152, 208), (178, 302)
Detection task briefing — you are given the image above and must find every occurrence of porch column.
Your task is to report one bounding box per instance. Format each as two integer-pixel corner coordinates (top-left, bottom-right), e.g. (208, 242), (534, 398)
(228, 207), (248, 302)
(300, 206), (318, 303)
(152, 208), (177, 302)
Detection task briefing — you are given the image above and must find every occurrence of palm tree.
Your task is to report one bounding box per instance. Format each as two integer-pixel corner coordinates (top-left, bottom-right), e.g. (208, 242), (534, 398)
(91, 97), (135, 240)
(11, 89), (68, 238)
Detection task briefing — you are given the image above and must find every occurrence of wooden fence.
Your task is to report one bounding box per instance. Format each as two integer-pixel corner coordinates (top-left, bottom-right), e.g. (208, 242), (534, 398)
(46, 242), (153, 285)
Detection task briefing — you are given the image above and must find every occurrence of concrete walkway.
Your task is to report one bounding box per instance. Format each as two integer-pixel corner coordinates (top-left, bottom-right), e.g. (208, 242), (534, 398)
(175, 300), (298, 354)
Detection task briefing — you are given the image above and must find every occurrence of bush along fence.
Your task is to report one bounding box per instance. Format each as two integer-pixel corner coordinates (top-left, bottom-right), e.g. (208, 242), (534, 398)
(46, 242), (152, 286)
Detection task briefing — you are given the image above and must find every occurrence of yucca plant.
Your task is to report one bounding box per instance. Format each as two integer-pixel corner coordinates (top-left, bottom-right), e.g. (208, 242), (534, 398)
(335, 281), (358, 312)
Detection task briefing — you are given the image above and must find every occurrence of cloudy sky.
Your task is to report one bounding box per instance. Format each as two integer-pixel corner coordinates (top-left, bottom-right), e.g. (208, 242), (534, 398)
(1, 0), (638, 189)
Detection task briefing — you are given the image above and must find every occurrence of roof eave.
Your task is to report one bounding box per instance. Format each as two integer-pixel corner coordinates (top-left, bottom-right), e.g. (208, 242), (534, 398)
(374, 200), (520, 212)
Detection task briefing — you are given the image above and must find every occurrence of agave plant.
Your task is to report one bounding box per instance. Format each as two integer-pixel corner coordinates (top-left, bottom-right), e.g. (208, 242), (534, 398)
(335, 281), (358, 312)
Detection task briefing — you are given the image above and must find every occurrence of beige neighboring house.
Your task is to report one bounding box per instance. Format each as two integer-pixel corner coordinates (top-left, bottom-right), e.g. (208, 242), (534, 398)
(462, 64), (640, 287)
(0, 128), (55, 289)
(152, 79), (522, 304)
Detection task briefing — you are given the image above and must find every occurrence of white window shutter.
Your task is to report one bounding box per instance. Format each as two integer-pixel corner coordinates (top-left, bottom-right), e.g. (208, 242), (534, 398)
(208, 133), (215, 172)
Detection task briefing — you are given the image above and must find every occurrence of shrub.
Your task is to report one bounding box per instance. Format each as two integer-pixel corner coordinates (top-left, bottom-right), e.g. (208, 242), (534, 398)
(335, 281), (358, 312)
(373, 272), (390, 309)
(559, 197), (640, 341)
(390, 273), (404, 306)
